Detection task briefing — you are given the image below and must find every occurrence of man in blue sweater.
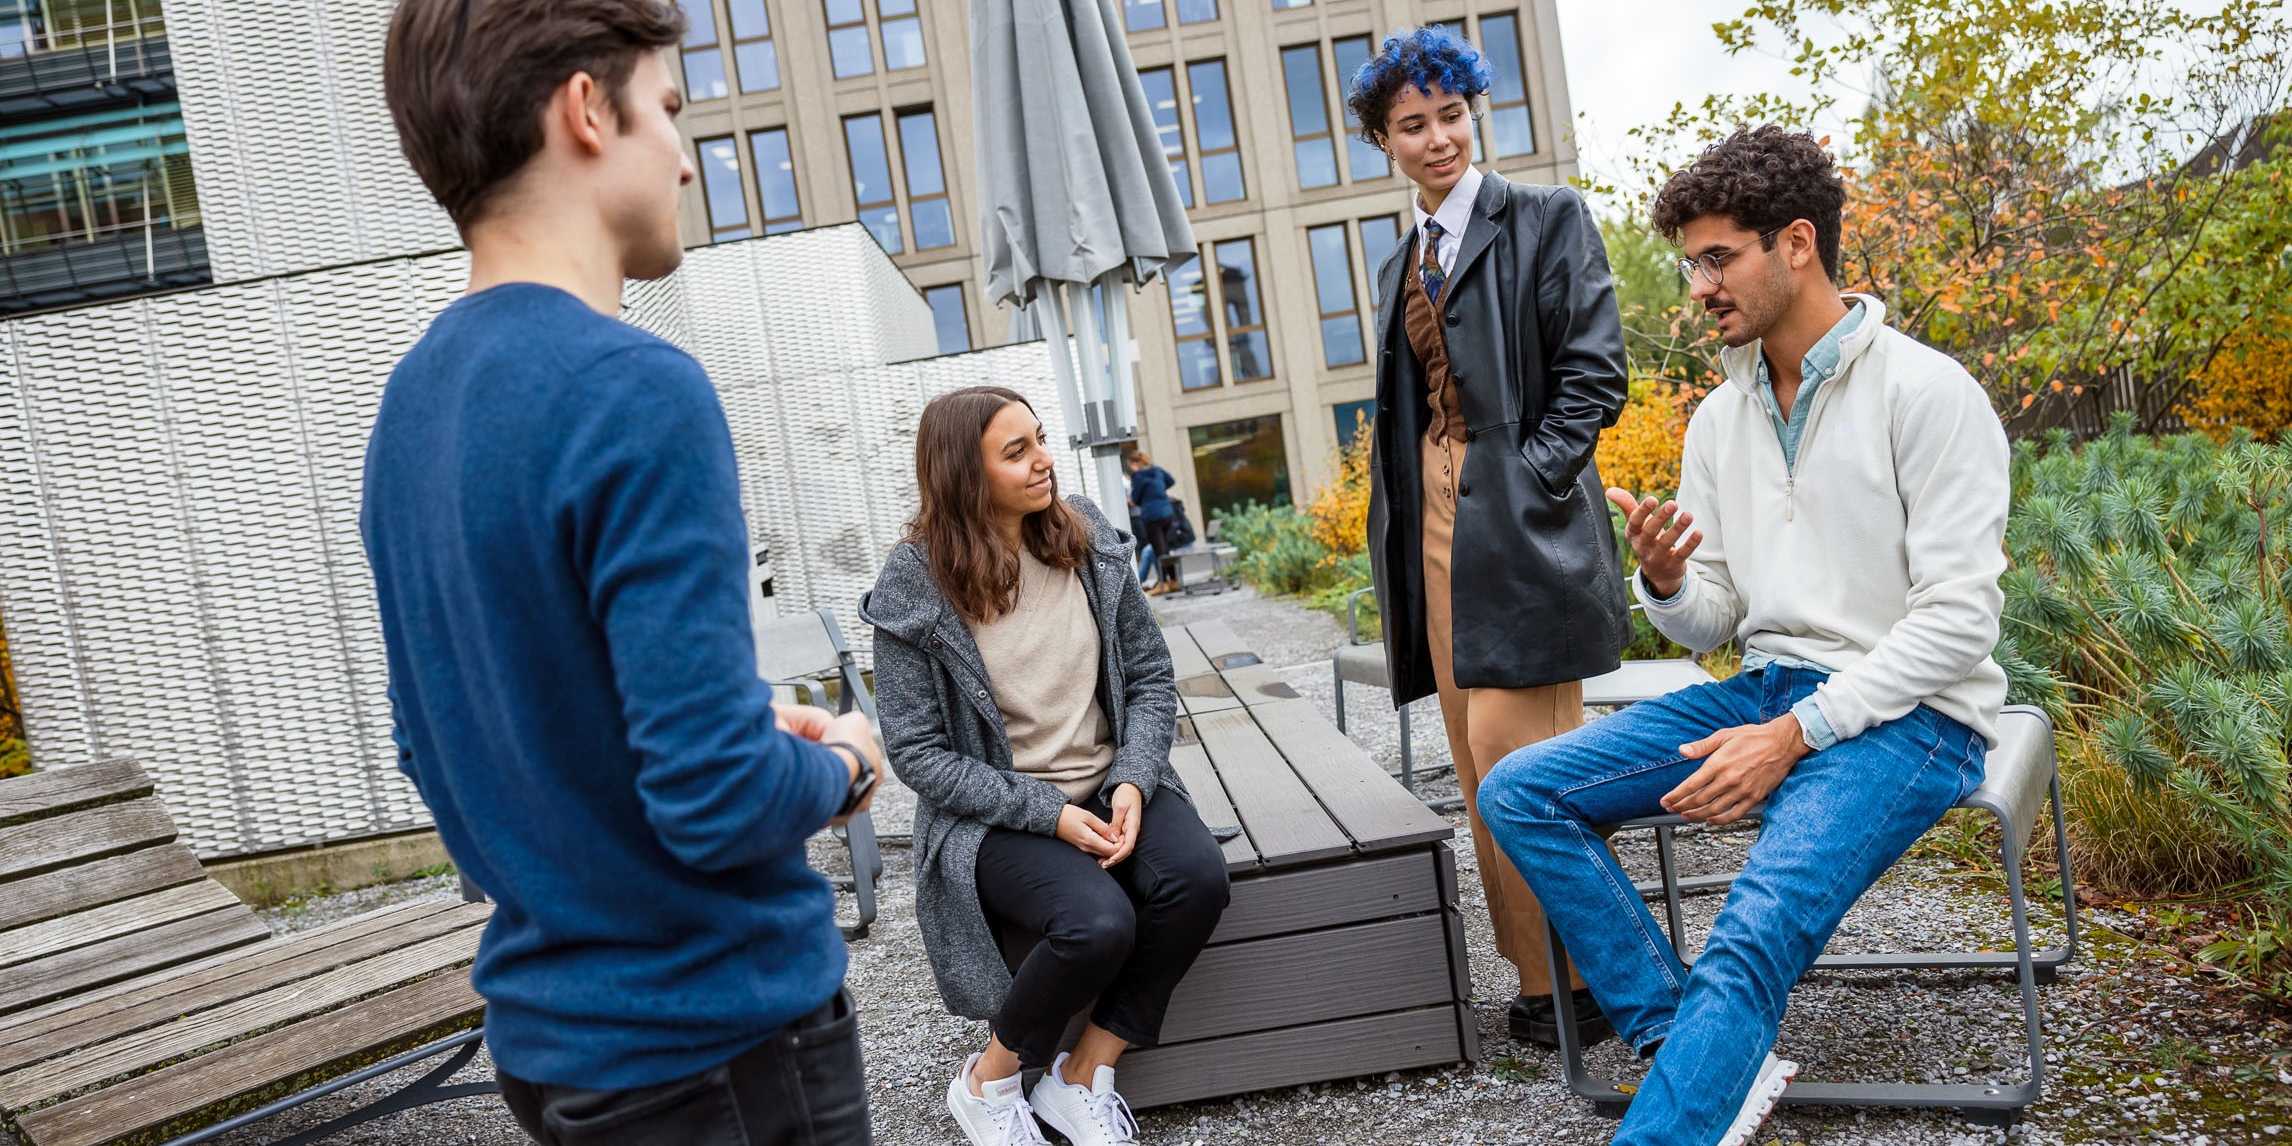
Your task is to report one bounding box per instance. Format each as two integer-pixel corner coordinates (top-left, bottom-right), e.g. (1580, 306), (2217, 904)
(369, 3), (882, 1141)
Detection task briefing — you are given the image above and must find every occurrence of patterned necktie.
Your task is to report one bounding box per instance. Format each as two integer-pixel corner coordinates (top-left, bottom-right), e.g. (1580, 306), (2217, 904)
(1420, 219), (1446, 304)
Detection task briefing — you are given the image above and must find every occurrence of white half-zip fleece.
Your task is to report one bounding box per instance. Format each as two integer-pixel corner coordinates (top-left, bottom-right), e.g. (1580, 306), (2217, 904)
(1636, 294), (2011, 747)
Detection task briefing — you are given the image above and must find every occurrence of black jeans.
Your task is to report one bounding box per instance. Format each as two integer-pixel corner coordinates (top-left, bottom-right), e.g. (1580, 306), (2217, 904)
(977, 792), (1231, 1069)
(499, 990), (871, 1146)
(1142, 516), (1179, 583)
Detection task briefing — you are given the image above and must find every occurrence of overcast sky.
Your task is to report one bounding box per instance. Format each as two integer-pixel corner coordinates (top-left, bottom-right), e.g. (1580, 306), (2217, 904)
(1550, 0), (2239, 190)
(1549, 0), (1862, 190)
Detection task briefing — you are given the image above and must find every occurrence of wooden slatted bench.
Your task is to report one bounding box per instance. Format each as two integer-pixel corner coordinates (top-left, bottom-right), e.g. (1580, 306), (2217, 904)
(0, 761), (492, 1146)
(1000, 622), (1476, 1109)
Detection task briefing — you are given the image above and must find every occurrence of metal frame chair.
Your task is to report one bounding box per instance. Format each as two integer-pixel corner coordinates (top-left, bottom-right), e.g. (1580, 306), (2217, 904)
(1545, 704), (2079, 1127)
(1332, 586), (1426, 790)
(752, 606), (884, 941)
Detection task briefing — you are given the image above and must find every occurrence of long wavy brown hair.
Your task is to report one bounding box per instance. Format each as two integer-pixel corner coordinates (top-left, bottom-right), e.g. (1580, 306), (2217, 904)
(908, 386), (1093, 624)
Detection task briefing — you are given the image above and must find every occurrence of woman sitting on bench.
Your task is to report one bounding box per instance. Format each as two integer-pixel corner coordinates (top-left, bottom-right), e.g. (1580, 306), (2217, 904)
(862, 386), (1232, 1146)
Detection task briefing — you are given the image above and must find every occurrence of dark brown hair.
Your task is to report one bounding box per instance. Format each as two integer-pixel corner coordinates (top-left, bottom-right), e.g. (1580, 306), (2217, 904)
(908, 387), (1093, 625)
(1650, 125), (1847, 282)
(384, 0), (685, 229)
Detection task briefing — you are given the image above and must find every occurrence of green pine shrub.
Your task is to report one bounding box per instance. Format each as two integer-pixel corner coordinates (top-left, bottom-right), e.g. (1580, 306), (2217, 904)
(2002, 417), (2292, 997)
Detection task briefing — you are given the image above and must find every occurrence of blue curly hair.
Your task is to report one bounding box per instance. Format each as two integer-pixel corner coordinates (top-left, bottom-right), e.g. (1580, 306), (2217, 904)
(1344, 26), (1492, 147)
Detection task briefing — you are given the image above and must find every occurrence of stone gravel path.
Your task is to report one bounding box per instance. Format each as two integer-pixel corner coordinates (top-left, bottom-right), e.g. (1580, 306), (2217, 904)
(223, 587), (2292, 1146)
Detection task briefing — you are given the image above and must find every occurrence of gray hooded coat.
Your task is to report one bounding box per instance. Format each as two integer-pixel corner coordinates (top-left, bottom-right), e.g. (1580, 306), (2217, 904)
(857, 496), (1186, 1019)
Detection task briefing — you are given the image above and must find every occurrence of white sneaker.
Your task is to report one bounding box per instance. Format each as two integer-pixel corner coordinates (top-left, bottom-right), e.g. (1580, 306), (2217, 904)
(946, 1054), (1050, 1146)
(1028, 1052), (1140, 1146)
(1716, 1052), (1799, 1146)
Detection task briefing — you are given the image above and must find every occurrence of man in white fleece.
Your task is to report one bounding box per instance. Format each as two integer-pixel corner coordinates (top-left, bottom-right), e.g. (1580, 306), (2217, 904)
(1477, 125), (2009, 1146)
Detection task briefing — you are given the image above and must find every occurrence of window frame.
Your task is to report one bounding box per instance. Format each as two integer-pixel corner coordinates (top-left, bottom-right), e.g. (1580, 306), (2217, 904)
(726, 0), (779, 93)
(1306, 222), (1365, 369)
(895, 106), (955, 251)
(842, 111), (904, 253)
(748, 126), (803, 235)
(877, 0), (926, 71)
(1330, 35), (1390, 183)
(823, 0), (875, 78)
(1138, 65), (1193, 209)
(1477, 10), (1537, 159)
(1280, 43), (1339, 191)
(694, 134), (751, 242)
(679, 1), (729, 102)
(1169, 235), (1277, 391)
(923, 282), (973, 355)
(1185, 57), (1246, 205)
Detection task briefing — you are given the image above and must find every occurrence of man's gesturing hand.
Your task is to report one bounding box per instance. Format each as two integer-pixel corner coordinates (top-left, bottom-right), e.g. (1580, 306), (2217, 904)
(1605, 489), (1703, 600)
(1660, 715), (1810, 825)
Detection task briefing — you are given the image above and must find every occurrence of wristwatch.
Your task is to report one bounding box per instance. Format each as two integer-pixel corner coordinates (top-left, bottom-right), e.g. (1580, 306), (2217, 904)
(827, 740), (879, 817)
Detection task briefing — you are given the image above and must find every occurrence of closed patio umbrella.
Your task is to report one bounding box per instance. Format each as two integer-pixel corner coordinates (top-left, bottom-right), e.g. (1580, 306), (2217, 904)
(972, 0), (1197, 518)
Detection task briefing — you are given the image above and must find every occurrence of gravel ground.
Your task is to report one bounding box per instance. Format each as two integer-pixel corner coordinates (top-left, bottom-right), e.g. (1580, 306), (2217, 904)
(226, 586), (2292, 1146)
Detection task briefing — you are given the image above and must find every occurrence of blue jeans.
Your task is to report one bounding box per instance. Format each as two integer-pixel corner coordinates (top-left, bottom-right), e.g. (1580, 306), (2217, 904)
(1478, 666), (1985, 1146)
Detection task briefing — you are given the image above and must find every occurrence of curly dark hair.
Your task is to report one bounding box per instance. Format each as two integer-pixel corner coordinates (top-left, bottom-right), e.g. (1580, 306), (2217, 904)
(1650, 126), (1847, 282)
(1344, 26), (1491, 148)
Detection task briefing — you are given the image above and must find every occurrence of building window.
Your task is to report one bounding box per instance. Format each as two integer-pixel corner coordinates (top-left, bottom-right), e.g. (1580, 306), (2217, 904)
(1170, 236), (1272, 390)
(1217, 238), (1270, 381)
(1187, 59), (1245, 204)
(0, 102), (198, 265)
(925, 283), (971, 354)
(897, 108), (954, 250)
(1168, 258), (1218, 391)
(728, 0), (779, 92)
(750, 127), (803, 234)
(1359, 213), (1401, 308)
(696, 136), (750, 241)
(1307, 224), (1363, 368)
(843, 113), (902, 253)
(825, 0), (874, 78)
(1176, 0), (1218, 23)
(1480, 12), (1535, 157)
(1123, 0), (1164, 31)
(1333, 399), (1375, 451)
(1190, 415), (1291, 519)
(1138, 67), (1191, 209)
(1331, 35), (1389, 181)
(681, 2), (729, 101)
(1280, 45), (1338, 190)
(1272, 0), (1310, 8)
(880, 0), (926, 70)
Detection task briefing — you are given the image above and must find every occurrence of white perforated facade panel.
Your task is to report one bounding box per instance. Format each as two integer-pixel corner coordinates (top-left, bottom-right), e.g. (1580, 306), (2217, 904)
(168, 0), (460, 281)
(0, 227), (1080, 855)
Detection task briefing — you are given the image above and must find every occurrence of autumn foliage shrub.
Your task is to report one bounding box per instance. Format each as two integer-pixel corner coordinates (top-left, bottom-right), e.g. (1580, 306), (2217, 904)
(0, 612), (25, 779)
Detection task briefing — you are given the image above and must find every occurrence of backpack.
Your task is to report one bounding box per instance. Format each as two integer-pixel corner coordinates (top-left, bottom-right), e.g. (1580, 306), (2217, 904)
(1167, 498), (1197, 550)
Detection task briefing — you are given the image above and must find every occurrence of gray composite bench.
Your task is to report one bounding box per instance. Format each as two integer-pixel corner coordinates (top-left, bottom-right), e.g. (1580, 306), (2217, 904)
(998, 621), (1476, 1108)
(1546, 704), (2079, 1127)
(0, 761), (492, 1146)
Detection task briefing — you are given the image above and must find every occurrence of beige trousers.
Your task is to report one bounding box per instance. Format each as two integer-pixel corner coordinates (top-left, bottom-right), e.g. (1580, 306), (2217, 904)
(1420, 433), (1585, 996)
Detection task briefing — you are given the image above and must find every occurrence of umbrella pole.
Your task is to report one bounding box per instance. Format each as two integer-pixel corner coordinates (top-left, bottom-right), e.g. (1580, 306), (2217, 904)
(1067, 281), (1130, 526)
(1032, 288), (1098, 508)
(1100, 271), (1139, 436)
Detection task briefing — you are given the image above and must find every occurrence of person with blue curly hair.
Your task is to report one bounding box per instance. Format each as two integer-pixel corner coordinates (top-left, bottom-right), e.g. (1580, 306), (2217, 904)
(1345, 24), (1633, 1060)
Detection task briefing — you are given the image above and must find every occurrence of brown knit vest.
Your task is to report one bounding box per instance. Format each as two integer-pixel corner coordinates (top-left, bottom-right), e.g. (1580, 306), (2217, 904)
(1404, 242), (1466, 444)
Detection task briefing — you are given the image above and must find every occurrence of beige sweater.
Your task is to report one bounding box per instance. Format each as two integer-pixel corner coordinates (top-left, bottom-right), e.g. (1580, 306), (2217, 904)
(967, 550), (1116, 801)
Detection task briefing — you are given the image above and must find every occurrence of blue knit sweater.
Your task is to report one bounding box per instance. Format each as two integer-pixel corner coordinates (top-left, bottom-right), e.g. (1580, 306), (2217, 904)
(362, 283), (848, 1089)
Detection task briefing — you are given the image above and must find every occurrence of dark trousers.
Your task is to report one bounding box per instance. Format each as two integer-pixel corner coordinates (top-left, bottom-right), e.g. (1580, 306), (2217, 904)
(977, 792), (1231, 1069)
(1142, 516), (1179, 583)
(500, 990), (870, 1146)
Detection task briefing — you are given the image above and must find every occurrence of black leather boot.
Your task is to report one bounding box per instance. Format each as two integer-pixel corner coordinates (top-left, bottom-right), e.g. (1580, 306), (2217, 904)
(1508, 988), (1614, 1050)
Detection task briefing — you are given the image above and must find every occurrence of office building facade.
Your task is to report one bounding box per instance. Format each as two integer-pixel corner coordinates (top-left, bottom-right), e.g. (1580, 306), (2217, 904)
(674, 0), (1577, 518)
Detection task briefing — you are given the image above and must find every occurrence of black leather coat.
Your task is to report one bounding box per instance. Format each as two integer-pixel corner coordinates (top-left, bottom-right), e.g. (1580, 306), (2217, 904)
(1366, 172), (1632, 703)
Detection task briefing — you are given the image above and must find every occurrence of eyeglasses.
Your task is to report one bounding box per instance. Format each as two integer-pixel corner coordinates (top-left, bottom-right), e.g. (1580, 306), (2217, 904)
(1675, 227), (1784, 287)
